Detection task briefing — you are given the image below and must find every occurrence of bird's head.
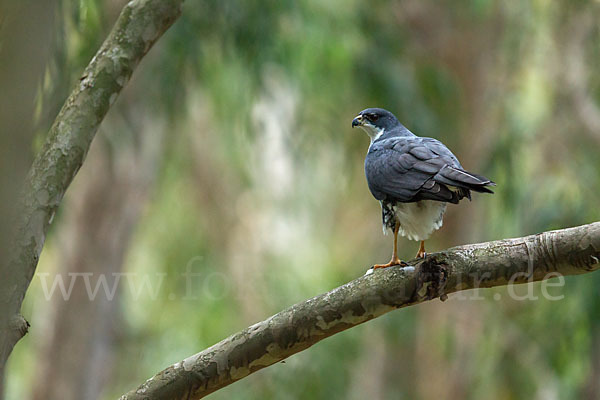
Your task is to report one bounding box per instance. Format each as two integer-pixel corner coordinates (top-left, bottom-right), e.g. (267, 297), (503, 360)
(352, 108), (400, 142)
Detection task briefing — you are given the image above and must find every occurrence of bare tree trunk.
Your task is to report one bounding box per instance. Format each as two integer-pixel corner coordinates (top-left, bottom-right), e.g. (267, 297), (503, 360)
(0, 0), (183, 394)
(120, 222), (600, 400)
(0, 1), (58, 395)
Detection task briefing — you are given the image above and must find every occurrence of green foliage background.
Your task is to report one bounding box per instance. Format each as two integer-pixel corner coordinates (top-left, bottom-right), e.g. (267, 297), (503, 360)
(6, 0), (600, 399)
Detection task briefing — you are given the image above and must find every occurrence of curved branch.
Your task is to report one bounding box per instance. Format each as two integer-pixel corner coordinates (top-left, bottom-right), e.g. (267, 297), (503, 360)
(0, 0), (184, 379)
(121, 222), (600, 400)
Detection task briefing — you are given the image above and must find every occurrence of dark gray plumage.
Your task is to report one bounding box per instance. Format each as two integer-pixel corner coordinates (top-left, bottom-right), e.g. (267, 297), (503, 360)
(366, 135), (493, 204)
(352, 107), (495, 268)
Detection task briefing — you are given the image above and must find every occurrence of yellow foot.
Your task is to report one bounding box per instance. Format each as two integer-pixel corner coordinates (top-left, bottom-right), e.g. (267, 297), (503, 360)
(373, 259), (408, 269)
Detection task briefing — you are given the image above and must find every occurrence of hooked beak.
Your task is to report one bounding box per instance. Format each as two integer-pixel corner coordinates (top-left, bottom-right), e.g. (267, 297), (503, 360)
(352, 115), (364, 128)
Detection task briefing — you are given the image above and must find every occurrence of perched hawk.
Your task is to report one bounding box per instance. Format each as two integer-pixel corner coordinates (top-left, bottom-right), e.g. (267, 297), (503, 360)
(352, 108), (495, 269)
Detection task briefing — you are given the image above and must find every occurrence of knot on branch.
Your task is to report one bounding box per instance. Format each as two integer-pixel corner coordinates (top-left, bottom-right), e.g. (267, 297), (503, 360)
(571, 243), (600, 271)
(415, 257), (448, 302)
(9, 314), (30, 339)
(1, 315), (29, 363)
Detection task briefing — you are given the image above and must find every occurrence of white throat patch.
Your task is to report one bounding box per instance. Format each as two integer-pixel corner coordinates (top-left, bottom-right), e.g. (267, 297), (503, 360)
(360, 124), (384, 144)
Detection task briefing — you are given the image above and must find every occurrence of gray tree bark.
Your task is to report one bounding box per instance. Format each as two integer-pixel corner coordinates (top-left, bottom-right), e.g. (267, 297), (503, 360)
(0, 0), (184, 393)
(0, 4), (59, 394)
(120, 222), (600, 400)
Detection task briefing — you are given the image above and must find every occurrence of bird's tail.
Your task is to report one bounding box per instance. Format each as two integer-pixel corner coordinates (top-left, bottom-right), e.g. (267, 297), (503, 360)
(434, 165), (495, 200)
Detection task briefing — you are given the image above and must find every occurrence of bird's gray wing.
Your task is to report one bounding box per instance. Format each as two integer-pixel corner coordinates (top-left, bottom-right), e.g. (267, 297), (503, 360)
(365, 137), (494, 204)
(422, 137), (493, 184)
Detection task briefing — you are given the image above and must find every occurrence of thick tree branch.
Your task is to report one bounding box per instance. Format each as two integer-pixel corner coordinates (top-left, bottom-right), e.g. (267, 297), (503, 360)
(121, 222), (600, 400)
(0, 0), (184, 384)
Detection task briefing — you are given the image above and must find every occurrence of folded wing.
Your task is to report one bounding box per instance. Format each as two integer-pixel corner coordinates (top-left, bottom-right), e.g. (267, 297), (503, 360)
(365, 137), (495, 204)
